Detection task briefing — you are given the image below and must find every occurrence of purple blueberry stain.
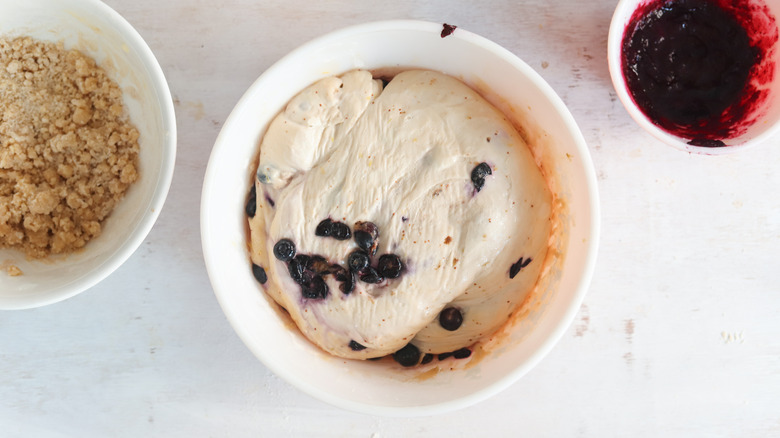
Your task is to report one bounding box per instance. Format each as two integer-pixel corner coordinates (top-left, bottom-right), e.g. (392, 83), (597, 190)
(264, 191), (275, 208)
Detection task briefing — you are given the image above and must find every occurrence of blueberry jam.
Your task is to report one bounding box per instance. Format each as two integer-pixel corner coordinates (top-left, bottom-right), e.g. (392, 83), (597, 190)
(621, 0), (778, 145)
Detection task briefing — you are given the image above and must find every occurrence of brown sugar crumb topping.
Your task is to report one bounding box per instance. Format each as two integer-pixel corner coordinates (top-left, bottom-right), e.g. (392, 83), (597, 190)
(0, 37), (139, 258)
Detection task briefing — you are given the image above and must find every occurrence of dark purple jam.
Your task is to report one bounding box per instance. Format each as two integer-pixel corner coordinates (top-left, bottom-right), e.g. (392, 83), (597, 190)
(441, 23), (457, 38)
(621, 0), (778, 145)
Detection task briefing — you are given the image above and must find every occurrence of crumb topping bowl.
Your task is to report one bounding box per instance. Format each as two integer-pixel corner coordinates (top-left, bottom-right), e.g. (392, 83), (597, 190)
(0, 0), (176, 309)
(201, 20), (599, 416)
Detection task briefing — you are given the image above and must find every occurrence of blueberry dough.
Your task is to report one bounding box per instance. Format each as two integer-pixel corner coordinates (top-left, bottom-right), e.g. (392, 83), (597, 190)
(248, 69), (552, 360)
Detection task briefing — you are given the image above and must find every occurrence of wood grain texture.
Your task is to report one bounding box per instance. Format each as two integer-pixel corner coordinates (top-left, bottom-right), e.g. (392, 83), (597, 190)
(2, 0), (779, 436)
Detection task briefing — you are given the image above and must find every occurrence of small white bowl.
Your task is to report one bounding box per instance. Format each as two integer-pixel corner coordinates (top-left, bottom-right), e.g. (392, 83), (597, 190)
(608, 0), (780, 154)
(0, 0), (176, 309)
(201, 20), (599, 416)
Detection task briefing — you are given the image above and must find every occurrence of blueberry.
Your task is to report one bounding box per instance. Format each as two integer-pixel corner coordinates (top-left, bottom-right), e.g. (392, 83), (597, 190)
(359, 266), (384, 284)
(377, 254), (403, 279)
(306, 255), (330, 275)
(438, 307), (463, 331)
(452, 348), (472, 359)
(471, 162), (492, 192)
(347, 250), (370, 272)
(287, 256), (311, 285)
(354, 231), (373, 253)
(392, 343), (421, 367)
(339, 271), (356, 295)
(421, 353), (434, 365)
(349, 340), (366, 351)
(353, 221), (379, 255)
(437, 352), (453, 361)
(331, 264), (349, 281)
(251, 263), (267, 284)
(315, 218), (332, 237)
(293, 254), (310, 268)
(273, 239), (296, 262)
(330, 221), (351, 240)
(245, 185), (257, 218)
(301, 275), (328, 299)
(330, 263), (355, 294)
(509, 257), (532, 279)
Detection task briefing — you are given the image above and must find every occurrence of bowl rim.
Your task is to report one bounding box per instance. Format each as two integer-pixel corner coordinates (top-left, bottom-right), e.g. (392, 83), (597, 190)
(607, 0), (780, 155)
(0, 0), (177, 310)
(201, 19), (600, 415)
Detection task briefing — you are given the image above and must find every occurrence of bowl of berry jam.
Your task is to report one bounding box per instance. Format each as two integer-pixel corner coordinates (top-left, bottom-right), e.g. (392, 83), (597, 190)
(201, 20), (599, 416)
(608, 0), (780, 153)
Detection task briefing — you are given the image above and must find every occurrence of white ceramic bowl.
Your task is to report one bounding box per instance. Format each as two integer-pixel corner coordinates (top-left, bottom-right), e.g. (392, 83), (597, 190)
(608, 0), (780, 154)
(201, 20), (599, 416)
(0, 0), (176, 309)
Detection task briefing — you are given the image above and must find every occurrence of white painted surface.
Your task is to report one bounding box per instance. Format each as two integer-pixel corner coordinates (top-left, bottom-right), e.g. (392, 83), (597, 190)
(2, 0), (779, 436)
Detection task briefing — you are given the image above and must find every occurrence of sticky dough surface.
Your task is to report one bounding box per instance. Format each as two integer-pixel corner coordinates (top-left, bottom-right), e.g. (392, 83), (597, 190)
(249, 69), (551, 359)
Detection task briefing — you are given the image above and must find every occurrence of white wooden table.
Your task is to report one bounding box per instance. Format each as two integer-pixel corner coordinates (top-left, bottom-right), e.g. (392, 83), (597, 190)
(3, 0), (780, 436)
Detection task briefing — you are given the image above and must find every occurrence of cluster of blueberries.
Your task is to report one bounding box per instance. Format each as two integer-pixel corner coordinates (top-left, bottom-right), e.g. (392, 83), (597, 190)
(389, 304), (468, 366)
(269, 219), (404, 300)
(391, 342), (472, 368)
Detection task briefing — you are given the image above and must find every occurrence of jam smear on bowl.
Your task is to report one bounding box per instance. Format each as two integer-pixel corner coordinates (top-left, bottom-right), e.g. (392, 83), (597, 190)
(621, 0), (778, 146)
